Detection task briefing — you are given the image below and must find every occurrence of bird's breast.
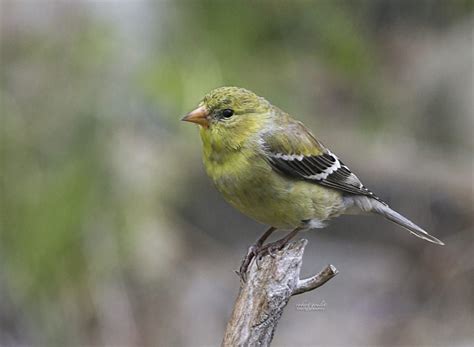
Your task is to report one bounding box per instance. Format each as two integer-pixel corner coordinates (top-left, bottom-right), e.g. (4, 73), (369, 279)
(201, 141), (344, 229)
(202, 145), (264, 196)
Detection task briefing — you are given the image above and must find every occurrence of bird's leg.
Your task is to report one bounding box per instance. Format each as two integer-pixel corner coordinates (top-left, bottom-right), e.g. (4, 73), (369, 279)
(256, 226), (302, 259)
(237, 226), (276, 280)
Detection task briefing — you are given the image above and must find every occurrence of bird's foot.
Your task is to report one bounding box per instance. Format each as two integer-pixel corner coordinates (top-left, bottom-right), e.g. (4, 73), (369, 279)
(236, 244), (261, 282)
(236, 227), (277, 282)
(236, 237), (291, 282)
(255, 237), (289, 261)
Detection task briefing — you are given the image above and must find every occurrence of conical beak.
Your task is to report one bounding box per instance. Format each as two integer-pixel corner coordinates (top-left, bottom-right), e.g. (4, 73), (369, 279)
(181, 106), (209, 128)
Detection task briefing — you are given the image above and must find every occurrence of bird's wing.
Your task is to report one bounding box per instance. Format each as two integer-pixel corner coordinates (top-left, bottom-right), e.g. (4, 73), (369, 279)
(261, 115), (383, 201)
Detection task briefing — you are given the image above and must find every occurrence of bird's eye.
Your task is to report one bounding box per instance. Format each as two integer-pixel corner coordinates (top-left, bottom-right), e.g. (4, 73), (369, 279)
(221, 109), (234, 118)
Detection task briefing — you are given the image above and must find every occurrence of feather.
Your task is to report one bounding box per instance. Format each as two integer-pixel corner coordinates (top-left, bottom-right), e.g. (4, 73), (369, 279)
(261, 118), (383, 202)
(369, 199), (445, 245)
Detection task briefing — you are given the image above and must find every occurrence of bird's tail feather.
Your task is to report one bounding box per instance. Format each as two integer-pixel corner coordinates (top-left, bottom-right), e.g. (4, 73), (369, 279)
(371, 202), (444, 245)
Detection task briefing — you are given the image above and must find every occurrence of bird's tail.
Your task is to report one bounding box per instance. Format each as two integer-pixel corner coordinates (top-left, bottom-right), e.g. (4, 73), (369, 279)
(371, 201), (444, 245)
(348, 197), (444, 245)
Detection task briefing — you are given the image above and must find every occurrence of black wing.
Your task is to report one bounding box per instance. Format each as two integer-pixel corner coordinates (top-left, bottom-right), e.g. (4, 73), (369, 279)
(266, 149), (384, 202)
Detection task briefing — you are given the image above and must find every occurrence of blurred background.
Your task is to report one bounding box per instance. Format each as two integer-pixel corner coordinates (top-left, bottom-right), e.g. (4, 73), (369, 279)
(1, 1), (473, 346)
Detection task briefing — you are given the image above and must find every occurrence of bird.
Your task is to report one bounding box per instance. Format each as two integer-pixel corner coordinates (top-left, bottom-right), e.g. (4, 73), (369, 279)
(181, 86), (444, 277)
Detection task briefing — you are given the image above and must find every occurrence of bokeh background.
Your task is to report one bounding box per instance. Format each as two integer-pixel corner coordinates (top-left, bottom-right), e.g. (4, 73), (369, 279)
(1, 1), (473, 346)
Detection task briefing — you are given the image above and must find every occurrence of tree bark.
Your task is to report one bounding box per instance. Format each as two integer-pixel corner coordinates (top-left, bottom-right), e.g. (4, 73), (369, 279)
(222, 239), (338, 347)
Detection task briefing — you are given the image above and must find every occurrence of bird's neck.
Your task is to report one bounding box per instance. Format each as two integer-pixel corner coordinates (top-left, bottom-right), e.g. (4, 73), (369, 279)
(199, 124), (264, 183)
(199, 116), (265, 155)
(200, 127), (253, 164)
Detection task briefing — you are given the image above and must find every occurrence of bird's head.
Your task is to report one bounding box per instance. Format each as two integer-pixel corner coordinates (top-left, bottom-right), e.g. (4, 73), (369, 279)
(182, 87), (273, 151)
(182, 86), (272, 131)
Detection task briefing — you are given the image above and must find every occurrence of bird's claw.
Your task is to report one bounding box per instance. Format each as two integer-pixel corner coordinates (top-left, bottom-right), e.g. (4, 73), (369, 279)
(237, 239), (289, 283)
(236, 244), (260, 282)
(258, 240), (286, 259)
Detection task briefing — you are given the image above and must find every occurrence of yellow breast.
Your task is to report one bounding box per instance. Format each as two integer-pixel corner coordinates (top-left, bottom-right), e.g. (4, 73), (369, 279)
(200, 132), (343, 229)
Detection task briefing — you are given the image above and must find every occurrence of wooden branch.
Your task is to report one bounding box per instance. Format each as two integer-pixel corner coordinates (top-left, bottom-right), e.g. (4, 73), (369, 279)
(222, 239), (338, 347)
(292, 264), (338, 296)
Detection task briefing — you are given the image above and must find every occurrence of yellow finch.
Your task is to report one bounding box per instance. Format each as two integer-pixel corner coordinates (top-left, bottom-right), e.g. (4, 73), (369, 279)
(182, 87), (444, 274)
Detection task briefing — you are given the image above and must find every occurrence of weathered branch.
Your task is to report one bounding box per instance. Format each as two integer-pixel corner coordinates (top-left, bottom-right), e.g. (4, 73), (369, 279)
(222, 239), (338, 347)
(293, 264), (338, 296)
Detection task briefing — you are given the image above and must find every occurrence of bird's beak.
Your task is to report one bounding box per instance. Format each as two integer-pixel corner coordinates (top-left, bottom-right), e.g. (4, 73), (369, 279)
(181, 106), (209, 128)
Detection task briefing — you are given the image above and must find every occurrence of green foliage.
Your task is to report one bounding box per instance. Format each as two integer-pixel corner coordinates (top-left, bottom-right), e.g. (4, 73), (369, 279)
(140, 0), (385, 132)
(0, 14), (115, 343)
